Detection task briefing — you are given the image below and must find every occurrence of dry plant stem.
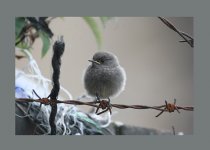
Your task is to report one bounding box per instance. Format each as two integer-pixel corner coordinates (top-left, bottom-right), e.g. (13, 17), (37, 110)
(158, 17), (194, 47)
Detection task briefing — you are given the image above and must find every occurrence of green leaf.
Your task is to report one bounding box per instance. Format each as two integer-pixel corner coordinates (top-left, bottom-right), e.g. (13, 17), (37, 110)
(100, 17), (112, 27)
(39, 31), (51, 58)
(15, 17), (26, 39)
(16, 39), (31, 50)
(83, 17), (102, 49)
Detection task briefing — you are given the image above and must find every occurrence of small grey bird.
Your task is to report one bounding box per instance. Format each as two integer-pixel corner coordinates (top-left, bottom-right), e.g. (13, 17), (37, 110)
(84, 51), (126, 100)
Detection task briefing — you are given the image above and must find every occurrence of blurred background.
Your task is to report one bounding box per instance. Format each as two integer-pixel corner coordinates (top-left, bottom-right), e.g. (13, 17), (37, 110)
(16, 17), (193, 134)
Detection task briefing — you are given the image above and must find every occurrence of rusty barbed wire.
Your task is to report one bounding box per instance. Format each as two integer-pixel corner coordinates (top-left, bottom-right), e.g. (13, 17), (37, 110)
(16, 97), (194, 117)
(156, 99), (180, 117)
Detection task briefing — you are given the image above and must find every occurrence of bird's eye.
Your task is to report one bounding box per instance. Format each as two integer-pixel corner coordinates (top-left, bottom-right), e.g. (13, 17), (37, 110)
(100, 59), (104, 63)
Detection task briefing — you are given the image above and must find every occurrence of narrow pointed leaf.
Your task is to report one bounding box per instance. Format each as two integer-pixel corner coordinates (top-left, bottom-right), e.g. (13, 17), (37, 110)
(15, 17), (27, 39)
(100, 17), (112, 27)
(83, 17), (102, 48)
(39, 31), (50, 58)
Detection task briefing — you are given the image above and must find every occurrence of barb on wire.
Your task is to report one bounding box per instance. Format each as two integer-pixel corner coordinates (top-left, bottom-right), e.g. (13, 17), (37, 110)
(155, 99), (180, 117)
(158, 17), (194, 47)
(16, 98), (194, 117)
(95, 99), (112, 115)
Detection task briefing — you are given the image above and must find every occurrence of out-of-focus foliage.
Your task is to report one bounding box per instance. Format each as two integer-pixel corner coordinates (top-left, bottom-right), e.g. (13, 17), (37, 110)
(100, 17), (112, 27)
(15, 17), (113, 58)
(83, 17), (103, 49)
(15, 17), (27, 38)
(39, 31), (50, 58)
(83, 17), (112, 49)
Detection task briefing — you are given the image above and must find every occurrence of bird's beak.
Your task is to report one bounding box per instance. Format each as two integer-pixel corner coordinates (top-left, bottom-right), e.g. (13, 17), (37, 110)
(88, 60), (101, 65)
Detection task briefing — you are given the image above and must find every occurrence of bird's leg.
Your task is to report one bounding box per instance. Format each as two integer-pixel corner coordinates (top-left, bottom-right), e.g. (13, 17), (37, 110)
(107, 97), (110, 103)
(107, 97), (112, 107)
(107, 97), (112, 114)
(95, 92), (101, 103)
(94, 92), (101, 114)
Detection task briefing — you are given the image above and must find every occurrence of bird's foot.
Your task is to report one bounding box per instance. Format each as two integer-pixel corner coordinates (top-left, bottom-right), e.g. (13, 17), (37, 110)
(95, 97), (112, 115)
(94, 92), (101, 103)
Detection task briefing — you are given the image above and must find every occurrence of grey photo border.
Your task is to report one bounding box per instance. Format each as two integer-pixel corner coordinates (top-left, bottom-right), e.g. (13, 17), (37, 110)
(0, 0), (209, 149)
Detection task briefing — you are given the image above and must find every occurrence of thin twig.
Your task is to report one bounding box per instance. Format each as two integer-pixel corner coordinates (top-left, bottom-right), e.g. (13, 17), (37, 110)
(158, 17), (194, 47)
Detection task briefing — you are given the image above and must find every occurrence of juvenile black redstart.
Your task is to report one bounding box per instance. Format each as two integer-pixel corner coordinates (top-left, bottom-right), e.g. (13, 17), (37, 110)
(84, 51), (126, 100)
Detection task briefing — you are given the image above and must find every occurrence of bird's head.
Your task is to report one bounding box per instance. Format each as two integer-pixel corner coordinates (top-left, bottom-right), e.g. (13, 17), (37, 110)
(88, 51), (119, 68)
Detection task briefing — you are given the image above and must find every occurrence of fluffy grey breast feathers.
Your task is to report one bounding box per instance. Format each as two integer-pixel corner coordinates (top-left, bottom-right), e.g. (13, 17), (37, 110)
(84, 51), (126, 99)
